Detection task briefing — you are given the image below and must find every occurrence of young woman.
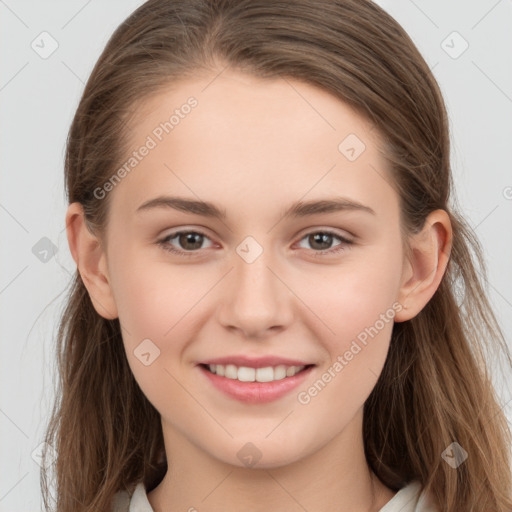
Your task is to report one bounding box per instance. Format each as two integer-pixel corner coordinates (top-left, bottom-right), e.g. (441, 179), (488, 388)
(40, 1), (512, 511)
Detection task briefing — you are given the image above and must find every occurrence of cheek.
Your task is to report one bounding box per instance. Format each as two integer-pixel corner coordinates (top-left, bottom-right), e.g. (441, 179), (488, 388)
(109, 253), (206, 413)
(298, 246), (402, 414)
(294, 263), (400, 437)
(307, 244), (403, 344)
(109, 244), (213, 363)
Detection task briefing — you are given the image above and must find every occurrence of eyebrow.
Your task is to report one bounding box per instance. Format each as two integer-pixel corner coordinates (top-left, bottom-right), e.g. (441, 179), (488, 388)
(135, 195), (376, 219)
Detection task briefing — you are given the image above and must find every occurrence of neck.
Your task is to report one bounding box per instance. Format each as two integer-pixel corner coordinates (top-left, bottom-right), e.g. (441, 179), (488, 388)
(147, 408), (396, 512)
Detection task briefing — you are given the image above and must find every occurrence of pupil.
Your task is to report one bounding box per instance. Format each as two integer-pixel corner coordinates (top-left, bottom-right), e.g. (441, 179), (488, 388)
(180, 232), (203, 250)
(311, 233), (332, 250)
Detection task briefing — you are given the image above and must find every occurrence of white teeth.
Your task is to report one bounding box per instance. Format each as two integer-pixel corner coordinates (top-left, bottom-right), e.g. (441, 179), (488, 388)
(255, 366), (274, 382)
(225, 364), (238, 379)
(206, 363), (307, 382)
(238, 367), (255, 382)
(286, 366), (296, 377)
(274, 365), (287, 380)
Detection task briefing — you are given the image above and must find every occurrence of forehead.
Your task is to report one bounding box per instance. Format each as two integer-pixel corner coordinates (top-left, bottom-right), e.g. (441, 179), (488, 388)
(108, 68), (396, 223)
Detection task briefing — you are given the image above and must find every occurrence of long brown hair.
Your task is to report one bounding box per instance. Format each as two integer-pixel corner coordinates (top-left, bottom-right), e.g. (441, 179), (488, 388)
(41, 1), (512, 510)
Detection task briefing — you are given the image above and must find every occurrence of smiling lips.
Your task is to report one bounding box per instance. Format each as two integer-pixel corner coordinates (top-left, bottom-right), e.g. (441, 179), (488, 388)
(205, 363), (307, 382)
(199, 355), (314, 382)
(198, 355), (316, 403)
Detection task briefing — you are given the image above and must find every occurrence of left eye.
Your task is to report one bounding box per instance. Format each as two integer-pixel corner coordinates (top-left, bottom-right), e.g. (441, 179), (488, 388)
(296, 231), (352, 254)
(157, 229), (353, 257)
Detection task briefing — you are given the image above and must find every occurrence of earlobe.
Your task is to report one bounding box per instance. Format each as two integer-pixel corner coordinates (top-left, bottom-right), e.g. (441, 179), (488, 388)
(394, 209), (452, 323)
(65, 202), (118, 320)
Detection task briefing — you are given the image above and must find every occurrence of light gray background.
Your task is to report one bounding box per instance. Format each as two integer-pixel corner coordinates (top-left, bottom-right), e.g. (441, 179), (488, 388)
(1, 1), (511, 510)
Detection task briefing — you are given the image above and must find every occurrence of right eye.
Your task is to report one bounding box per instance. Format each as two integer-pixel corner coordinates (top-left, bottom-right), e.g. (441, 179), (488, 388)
(157, 230), (214, 257)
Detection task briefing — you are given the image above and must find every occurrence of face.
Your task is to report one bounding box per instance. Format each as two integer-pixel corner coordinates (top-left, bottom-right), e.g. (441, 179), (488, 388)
(99, 68), (408, 468)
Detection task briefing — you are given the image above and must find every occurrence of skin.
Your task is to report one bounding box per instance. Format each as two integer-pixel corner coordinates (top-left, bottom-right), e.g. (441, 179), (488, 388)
(66, 67), (452, 512)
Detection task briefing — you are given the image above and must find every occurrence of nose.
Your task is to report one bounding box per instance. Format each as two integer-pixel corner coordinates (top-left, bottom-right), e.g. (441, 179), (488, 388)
(216, 245), (294, 339)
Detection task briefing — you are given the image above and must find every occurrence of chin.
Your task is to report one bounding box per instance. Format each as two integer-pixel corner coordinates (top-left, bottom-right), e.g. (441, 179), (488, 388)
(215, 439), (312, 470)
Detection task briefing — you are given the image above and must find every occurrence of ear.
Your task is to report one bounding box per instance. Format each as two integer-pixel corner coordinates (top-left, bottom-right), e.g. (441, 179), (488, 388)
(65, 202), (118, 320)
(394, 209), (452, 322)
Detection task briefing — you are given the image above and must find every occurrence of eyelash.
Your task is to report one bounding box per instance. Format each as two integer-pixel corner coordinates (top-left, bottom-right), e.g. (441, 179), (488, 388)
(156, 229), (353, 258)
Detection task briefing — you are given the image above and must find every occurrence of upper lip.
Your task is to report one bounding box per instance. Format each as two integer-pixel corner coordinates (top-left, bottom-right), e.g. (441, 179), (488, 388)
(198, 355), (315, 369)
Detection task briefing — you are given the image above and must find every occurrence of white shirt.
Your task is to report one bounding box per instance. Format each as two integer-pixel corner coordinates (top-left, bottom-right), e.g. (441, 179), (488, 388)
(111, 479), (438, 511)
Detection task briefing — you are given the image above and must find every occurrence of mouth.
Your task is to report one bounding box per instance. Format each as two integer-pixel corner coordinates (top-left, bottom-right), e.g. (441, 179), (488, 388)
(197, 363), (316, 404)
(199, 363), (315, 382)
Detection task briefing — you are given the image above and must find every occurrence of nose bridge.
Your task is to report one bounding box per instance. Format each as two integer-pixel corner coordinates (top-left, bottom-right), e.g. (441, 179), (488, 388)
(234, 236), (283, 307)
(218, 235), (292, 336)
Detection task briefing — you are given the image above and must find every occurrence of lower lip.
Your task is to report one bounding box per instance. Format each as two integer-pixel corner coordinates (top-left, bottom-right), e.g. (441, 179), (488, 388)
(198, 365), (315, 404)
